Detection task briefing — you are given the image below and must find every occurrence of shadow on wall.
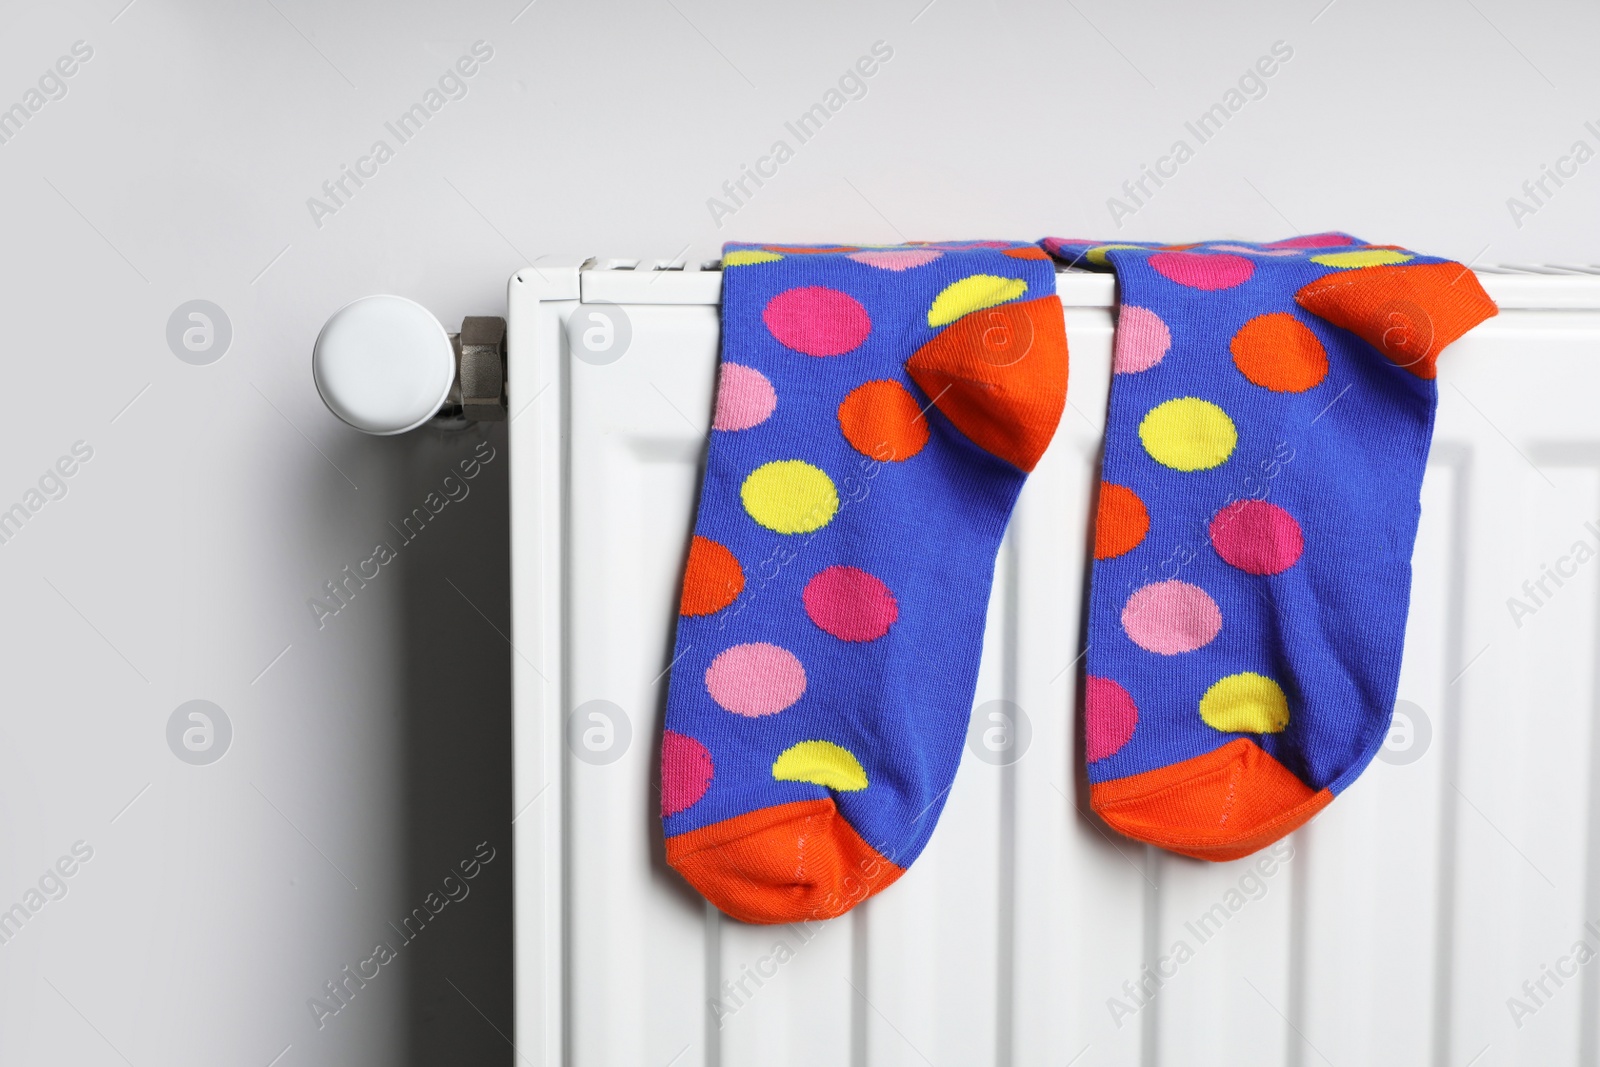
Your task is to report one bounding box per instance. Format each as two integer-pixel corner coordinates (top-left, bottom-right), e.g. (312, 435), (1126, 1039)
(393, 421), (513, 1066)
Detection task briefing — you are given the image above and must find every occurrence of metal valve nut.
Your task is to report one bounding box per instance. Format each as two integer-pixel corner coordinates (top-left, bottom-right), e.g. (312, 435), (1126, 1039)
(459, 315), (507, 421)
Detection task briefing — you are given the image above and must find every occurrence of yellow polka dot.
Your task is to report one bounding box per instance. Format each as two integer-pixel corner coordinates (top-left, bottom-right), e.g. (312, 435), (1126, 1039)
(723, 250), (783, 267)
(741, 460), (838, 534)
(1139, 398), (1237, 471)
(927, 275), (1027, 327)
(1199, 673), (1290, 733)
(1309, 249), (1414, 269)
(772, 740), (868, 791)
(1086, 243), (1144, 265)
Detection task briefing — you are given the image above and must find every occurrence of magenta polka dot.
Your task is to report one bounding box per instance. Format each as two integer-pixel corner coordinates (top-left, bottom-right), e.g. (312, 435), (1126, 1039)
(705, 642), (806, 716)
(803, 566), (899, 642)
(712, 363), (777, 431)
(1210, 500), (1305, 575)
(1265, 233), (1355, 249)
(1113, 306), (1171, 374)
(1122, 580), (1222, 654)
(1149, 252), (1254, 291)
(660, 730), (713, 816)
(848, 250), (943, 271)
(762, 286), (871, 356)
(1086, 676), (1138, 762)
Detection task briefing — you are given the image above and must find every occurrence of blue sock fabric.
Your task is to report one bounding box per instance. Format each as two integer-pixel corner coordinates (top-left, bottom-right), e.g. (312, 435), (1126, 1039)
(660, 241), (1067, 923)
(1042, 234), (1497, 860)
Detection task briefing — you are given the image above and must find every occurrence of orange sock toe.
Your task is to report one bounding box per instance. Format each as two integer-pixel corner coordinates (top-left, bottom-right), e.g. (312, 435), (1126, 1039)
(1294, 261), (1497, 379)
(666, 799), (905, 924)
(1091, 739), (1332, 862)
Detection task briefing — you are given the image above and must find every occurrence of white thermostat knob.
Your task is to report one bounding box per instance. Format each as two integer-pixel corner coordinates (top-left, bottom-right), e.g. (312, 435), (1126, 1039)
(313, 295), (456, 435)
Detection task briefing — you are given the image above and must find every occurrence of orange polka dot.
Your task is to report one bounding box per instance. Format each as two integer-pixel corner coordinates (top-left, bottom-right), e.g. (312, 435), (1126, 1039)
(838, 380), (930, 461)
(680, 536), (743, 616)
(1230, 312), (1328, 393)
(1095, 483), (1149, 560)
(1003, 246), (1050, 260)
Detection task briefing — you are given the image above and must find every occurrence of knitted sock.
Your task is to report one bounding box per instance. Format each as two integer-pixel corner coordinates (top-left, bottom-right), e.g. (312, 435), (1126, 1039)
(1042, 233), (1496, 861)
(662, 241), (1067, 923)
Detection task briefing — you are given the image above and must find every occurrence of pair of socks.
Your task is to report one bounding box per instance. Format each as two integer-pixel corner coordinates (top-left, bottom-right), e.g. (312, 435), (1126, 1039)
(658, 236), (1496, 923)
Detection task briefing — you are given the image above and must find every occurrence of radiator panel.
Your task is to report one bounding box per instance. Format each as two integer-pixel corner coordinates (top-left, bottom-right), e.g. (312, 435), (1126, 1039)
(510, 267), (1600, 1066)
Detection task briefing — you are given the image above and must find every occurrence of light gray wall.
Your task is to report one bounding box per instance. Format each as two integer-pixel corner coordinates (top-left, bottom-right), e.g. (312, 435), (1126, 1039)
(0, 0), (1592, 1063)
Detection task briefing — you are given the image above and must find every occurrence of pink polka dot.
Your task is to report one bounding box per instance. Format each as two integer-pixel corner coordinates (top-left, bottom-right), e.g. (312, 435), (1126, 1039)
(1113, 306), (1171, 374)
(1265, 233), (1355, 249)
(847, 250), (943, 271)
(705, 642), (806, 716)
(1122, 581), (1222, 655)
(661, 730), (713, 816)
(1149, 252), (1254, 291)
(763, 287), (871, 356)
(712, 363), (776, 431)
(803, 566), (898, 642)
(1210, 500), (1304, 575)
(1086, 676), (1138, 762)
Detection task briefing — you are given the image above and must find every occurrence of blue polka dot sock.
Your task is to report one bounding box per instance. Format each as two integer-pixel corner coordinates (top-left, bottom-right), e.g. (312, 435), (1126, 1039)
(661, 241), (1067, 923)
(1042, 234), (1497, 860)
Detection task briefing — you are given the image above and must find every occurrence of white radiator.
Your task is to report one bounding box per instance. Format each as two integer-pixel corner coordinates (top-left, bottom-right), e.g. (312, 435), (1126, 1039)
(505, 261), (1600, 1067)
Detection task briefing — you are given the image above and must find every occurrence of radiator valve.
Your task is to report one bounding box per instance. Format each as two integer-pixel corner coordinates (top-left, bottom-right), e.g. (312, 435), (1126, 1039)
(312, 294), (507, 433)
